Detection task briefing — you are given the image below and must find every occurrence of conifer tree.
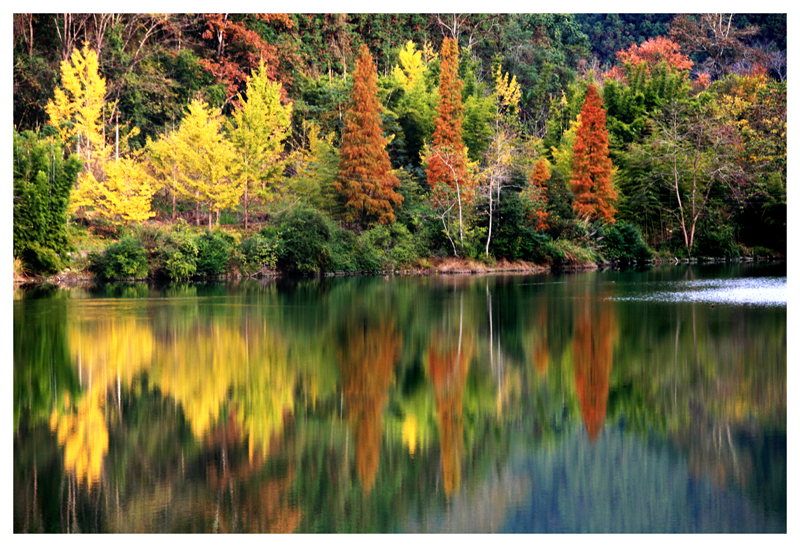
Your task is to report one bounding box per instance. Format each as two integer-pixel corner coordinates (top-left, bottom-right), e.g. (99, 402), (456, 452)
(426, 37), (473, 248)
(336, 44), (402, 227)
(570, 85), (617, 223)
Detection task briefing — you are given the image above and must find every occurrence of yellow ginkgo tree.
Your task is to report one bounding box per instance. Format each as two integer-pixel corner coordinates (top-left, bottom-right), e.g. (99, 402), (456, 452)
(47, 43), (157, 225)
(227, 61), (293, 230)
(45, 42), (106, 173)
(172, 99), (240, 228)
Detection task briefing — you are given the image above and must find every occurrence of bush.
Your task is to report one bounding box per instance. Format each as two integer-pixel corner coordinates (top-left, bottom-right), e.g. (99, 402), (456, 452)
(599, 221), (653, 263)
(196, 230), (235, 276)
(18, 242), (63, 276)
(90, 237), (149, 279)
(239, 234), (277, 276)
(161, 230), (199, 280)
(360, 222), (420, 269)
(274, 206), (333, 274)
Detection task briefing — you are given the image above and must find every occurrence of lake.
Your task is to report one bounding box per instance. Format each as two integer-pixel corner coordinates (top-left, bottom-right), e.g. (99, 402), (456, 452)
(13, 263), (786, 533)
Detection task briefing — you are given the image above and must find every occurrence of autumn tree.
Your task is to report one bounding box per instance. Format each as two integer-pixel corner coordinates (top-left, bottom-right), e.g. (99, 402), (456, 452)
(338, 319), (400, 493)
(69, 151), (158, 225)
(570, 84), (617, 223)
(171, 98), (239, 228)
(426, 37), (473, 252)
(480, 63), (522, 256)
(228, 60), (293, 230)
(572, 299), (618, 443)
(45, 42), (106, 172)
(523, 158), (551, 231)
(336, 44), (402, 227)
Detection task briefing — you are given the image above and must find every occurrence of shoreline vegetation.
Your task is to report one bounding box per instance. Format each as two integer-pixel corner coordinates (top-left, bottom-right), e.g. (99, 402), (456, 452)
(13, 15), (786, 287)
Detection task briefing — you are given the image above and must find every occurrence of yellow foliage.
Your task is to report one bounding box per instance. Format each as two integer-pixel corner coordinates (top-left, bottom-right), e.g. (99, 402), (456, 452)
(46, 43), (106, 155)
(393, 41), (425, 90)
(50, 387), (109, 489)
(492, 64), (521, 117)
(69, 152), (157, 224)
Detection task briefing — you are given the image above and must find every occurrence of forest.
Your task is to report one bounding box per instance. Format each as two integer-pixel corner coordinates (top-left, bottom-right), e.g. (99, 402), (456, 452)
(12, 13), (787, 279)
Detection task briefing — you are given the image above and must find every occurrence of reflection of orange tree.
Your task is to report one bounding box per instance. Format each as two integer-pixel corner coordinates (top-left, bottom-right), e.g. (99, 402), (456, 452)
(529, 308), (550, 376)
(572, 300), (619, 442)
(199, 411), (302, 533)
(338, 319), (401, 493)
(427, 331), (473, 498)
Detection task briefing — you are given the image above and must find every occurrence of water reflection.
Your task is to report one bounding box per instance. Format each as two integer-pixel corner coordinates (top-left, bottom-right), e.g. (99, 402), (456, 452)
(13, 264), (786, 533)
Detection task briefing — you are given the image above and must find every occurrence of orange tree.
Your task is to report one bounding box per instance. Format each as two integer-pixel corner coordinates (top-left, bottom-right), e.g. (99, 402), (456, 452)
(426, 37), (473, 251)
(336, 44), (402, 228)
(570, 84), (617, 223)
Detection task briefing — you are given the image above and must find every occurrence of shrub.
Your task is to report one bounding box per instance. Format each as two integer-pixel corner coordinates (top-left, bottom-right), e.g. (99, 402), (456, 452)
(274, 206), (332, 274)
(90, 237), (149, 279)
(239, 234), (277, 276)
(18, 242), (63, 276)
(196, 230), (235, 276)
(360, 222), (419, 269)
(161, 230), (199, 280)
(599, 221), (653, 263)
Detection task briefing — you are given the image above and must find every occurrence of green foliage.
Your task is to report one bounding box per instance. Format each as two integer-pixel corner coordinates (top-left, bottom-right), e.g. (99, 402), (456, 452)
(360, 222), (420, 269)
(90, 237), (149, 279)
(162, 230), (199, 280)
(598, 221), (653, 263)
(238, 233), (278, 276)
(13, 130), (80, 276)
(274, 206), (333, 274)
(196, 230), (236, 276)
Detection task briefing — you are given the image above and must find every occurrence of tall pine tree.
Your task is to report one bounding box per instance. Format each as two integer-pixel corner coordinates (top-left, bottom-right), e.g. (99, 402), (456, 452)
(336, 44), (402, 227)
(570, 84), (617, 223)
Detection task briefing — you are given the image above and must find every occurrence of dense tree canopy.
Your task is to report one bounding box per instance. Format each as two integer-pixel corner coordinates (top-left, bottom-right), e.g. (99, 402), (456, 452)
(12, 13), (787, 278)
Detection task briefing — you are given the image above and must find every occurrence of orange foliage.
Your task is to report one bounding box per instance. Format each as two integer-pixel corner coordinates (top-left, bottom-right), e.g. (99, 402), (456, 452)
(527, 159), (550, 231)
(338, 319), (401, 493)
(427, 332), (472, 497)
(336, 44), (402, 226)
(200, 14), (284, 105)
(572, 301), (618, 443)
(615, 36), (694, 73)
(427, 38), (472, 205)
(570, 85), (617, 223)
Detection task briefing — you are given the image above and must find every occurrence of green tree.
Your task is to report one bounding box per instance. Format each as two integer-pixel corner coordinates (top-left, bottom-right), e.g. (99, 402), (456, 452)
(13, 130), (81, 275)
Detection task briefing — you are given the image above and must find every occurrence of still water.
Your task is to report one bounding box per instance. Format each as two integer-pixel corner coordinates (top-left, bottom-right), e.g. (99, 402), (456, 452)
(13, 263), (786, 533)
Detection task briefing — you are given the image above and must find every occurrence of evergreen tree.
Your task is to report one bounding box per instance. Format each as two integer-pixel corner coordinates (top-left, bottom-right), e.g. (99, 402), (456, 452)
(570, 85), (617, 223)
(336, 44), (402, 227)
(13, 131), (81, 275)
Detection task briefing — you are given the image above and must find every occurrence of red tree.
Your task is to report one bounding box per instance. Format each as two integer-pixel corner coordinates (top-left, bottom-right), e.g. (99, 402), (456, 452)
(336, 44), (402, 227)
(570, 85), (617, 223)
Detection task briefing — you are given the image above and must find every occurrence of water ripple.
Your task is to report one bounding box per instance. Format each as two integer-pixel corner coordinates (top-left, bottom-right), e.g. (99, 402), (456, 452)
(611, 277), (787, 306)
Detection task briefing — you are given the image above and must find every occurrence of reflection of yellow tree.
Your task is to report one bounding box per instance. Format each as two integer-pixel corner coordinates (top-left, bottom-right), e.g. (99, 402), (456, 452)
(153, 321), (296, 456)
(427, 331), (473, 498)
(53, 318), (156, 488)
(572, 300), (619, 442)
(49, 388), (108, 489)
(338, 319), (401, 493)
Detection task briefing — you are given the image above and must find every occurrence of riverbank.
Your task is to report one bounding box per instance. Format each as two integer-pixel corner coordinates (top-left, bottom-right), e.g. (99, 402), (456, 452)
(14, 253), (785, 289)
